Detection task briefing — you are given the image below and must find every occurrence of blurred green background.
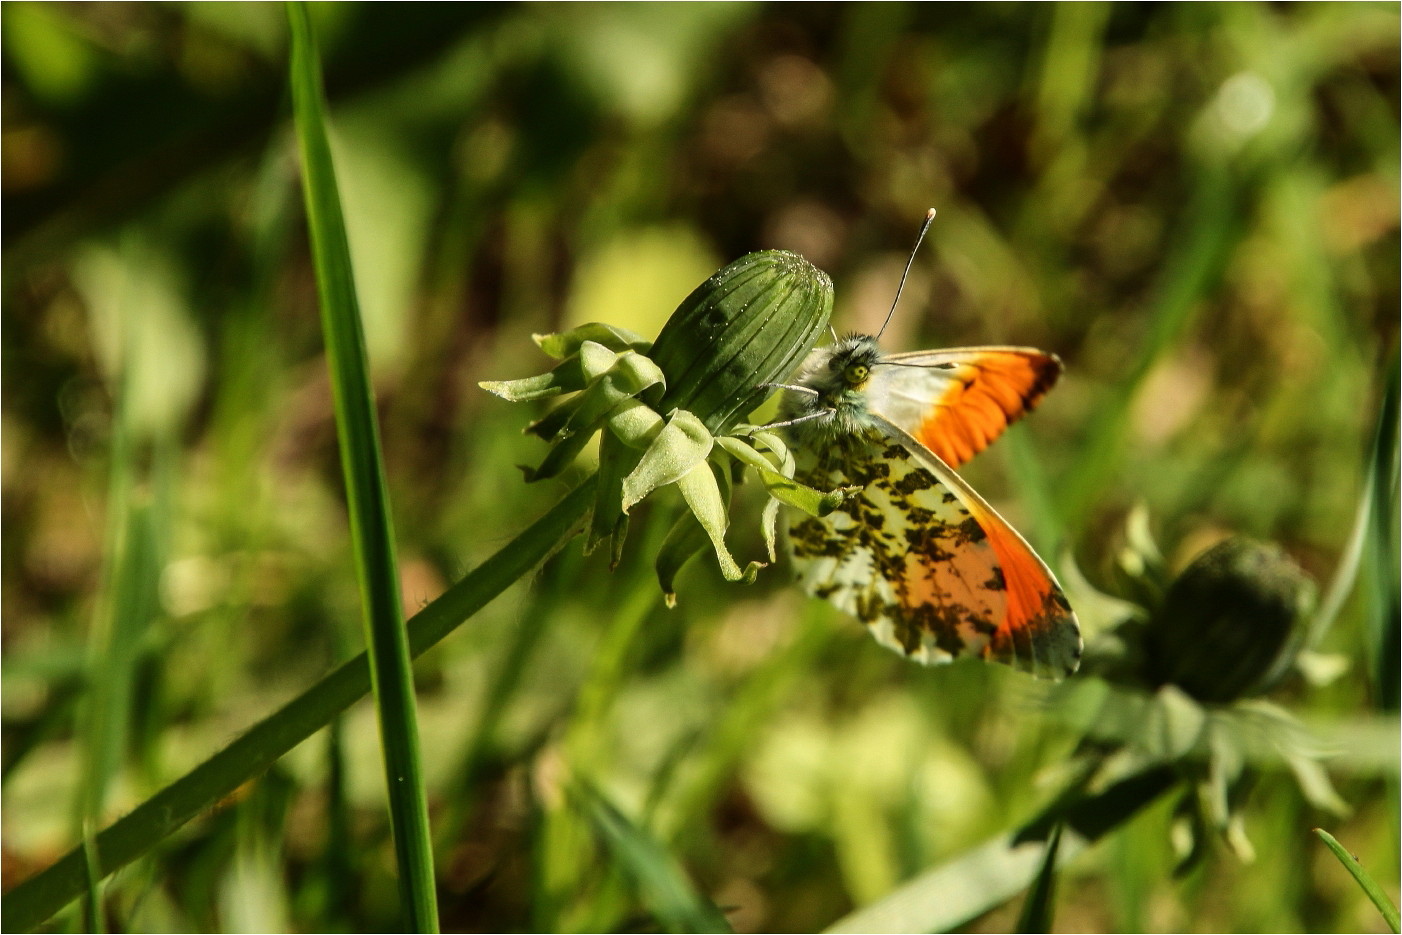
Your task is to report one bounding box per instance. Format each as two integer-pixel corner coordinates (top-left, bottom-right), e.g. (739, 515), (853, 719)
(3, 2), (1397, 932)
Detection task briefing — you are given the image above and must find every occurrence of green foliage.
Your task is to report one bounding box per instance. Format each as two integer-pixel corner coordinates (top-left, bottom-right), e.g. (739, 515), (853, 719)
(2, 4), (1397, 933)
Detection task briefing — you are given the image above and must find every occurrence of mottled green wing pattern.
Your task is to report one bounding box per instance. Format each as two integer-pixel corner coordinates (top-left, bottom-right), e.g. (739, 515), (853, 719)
(789, 431), (1009, 665)
(788, 422), (1081, 678)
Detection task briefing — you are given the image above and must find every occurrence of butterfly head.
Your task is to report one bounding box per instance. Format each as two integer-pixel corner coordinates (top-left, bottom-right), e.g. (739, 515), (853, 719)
(826, 333), (883, 390)
(778, 333), (890, 444)
(797, 332), (883, 401)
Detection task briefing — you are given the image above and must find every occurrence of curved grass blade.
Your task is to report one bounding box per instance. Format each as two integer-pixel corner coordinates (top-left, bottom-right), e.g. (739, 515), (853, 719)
(1015, 823), (1062, 934)
(1, 476), (597, 932)
(287, 4), (437, 929)
(1311, 352), (1400, 657)
(1314, 828), (1400, 933)
(826, 765), (1176, 934)
(1367, 352), (1399, 708)
(823, 831), (1087, 935)
(572, 782), (731, 934)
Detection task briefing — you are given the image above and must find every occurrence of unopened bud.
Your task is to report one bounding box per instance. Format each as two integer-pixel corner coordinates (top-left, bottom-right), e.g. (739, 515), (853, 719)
(1146, 538), (1314, 703)
(646, 250), (833, 434)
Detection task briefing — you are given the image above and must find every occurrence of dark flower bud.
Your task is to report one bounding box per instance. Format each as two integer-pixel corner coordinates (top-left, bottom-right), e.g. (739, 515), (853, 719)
(1145, 538), (1315, 703)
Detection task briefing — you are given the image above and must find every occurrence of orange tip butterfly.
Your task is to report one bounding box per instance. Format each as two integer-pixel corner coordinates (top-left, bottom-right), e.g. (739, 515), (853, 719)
(778, 210), (1082, 679)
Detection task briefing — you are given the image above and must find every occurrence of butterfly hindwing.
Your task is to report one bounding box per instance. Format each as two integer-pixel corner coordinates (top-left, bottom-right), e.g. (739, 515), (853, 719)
(874, 419), (1080, 677)
(789, 428), (1007, 666)
(787, 417), (1081, 680)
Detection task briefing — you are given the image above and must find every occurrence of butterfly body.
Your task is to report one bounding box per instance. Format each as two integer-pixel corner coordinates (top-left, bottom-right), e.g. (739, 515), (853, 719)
(782, 333), (1082, 679)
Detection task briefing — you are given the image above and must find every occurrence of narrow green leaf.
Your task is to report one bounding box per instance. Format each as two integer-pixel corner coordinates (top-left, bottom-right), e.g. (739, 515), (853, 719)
(1, 477), (598, 932)
(1315, 828), (1400, 933)
(1016, 764), (1179, 845)
(1057, 161), (1241, 528)
(572, 782), (732, 934)
(1368, 352), (1399, 708)
(290, 5), (433, 925)
(1015, 823), (1062, 934)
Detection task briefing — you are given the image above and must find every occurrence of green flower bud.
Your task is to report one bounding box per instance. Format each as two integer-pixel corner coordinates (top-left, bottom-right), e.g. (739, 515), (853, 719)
(646, 250), (833, 434)
(1145, 538), (1315, 703)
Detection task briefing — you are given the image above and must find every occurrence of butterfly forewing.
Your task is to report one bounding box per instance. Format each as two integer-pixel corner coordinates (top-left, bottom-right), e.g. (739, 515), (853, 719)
(867, 348), (1063, 468)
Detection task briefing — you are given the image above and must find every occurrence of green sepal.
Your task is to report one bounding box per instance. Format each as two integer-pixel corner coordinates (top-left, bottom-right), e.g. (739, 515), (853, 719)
(479, 353), (587, 402)
(524, 347), (669, 480)
(604, 398), (667, 449)
(521, 424), (600, 482)
(587, 431), (640, 561)
(528, 393), (587, 441)
(579, 343), (665, 393)
(1113, 503), (1171, 610)
(656, 507), (711, 608)
(622, 409), (714, 514)
(533, 323), (652, 360)
(760, 496), (780, 562)
(676, 459), (763, 584)
(714, 435), (850, 517)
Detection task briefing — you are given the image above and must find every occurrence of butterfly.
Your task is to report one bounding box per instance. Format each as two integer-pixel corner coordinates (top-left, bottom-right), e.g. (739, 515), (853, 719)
(776, 213), (1081, 679)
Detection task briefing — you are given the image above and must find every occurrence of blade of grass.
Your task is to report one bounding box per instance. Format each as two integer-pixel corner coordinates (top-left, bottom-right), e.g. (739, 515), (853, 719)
(1310, 352), (1399, 652)
(1366, 351), (1399, 709)
(71, 245), (174, 931)
(1314, 828), (1400, 933)
(826, 765), (1176, 934)
(824, 830), (1088, 935)
(1015, 823), (1062, 934)
(572, 782), (732, 934)
(286, 4), (436, 930)
(2, 475), (597, 933)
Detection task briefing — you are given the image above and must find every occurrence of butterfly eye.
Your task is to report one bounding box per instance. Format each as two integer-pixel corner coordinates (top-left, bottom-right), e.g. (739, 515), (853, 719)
(845, 363), (870, 385)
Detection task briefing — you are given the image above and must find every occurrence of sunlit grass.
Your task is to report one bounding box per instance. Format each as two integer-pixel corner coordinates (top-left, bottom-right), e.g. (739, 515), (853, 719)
(2, 3), (1397, 933)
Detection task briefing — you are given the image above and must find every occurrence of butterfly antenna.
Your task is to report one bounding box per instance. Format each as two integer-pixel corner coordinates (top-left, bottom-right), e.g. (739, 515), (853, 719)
(876, 207), (937, 339)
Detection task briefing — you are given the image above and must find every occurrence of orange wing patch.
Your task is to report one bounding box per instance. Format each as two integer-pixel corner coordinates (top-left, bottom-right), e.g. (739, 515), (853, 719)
(966, 497), (1077, 671)
(917, 352), (1063, 468)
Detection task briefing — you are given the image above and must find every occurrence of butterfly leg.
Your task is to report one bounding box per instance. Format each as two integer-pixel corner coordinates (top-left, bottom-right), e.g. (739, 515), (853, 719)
(757, 382), (820, 397)
(745, 407), (835, 432)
